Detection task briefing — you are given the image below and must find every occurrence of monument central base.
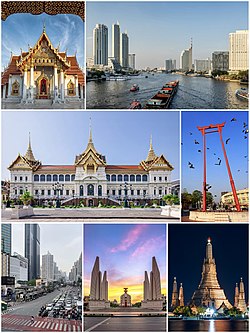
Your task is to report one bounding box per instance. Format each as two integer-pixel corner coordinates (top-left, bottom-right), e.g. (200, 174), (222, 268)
(89, 300), (110, 310)
(141, 300), (164, 311)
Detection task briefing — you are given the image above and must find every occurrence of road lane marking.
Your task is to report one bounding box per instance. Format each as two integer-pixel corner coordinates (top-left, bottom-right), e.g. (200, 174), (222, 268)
(85, 318), (110, 332)
(38, 321), (44, 327)
(55, 323), (59, 330)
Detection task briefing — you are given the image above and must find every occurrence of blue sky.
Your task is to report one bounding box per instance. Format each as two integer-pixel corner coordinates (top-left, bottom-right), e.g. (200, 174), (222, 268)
(84, 224), (166, 302)
(12, 224), (82, 274)
(2, 13), (84, 69)
(2, 111), (180, 180)
(87, 1), (248, 68)
(182, 111), (248, 200)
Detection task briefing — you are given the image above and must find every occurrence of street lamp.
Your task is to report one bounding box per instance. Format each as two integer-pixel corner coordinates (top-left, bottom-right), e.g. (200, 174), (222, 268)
(120, 182), (132, 208)
(52, 182), (64, 208)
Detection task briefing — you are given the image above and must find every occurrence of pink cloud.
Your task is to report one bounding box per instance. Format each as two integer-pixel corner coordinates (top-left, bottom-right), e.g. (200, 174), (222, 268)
(110, 225), (148, 253)
(131, 235), (165, 258)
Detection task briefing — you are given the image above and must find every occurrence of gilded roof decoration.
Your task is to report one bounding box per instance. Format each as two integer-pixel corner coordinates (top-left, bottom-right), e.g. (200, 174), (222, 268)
(1, 1), (85, 21)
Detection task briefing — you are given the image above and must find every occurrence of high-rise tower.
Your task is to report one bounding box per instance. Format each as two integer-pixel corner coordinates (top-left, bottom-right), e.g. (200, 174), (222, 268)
(93, 24), (108, 66)
(120, 32), (129, 68)
(25, 224), (40, 280)
(190, 237), (232, 309)
(112, 22), (120, 64)
(171, 277), (178, 308)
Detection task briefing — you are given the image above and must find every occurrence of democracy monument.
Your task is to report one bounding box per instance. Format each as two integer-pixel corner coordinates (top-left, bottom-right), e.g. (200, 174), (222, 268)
(88, 256), (164, 311)
(170, 237), (247, 314)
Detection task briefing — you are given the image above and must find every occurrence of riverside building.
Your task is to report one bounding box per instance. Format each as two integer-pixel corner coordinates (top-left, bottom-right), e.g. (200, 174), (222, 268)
(229, 30), (248, 73)
(8, 131), (178, 207)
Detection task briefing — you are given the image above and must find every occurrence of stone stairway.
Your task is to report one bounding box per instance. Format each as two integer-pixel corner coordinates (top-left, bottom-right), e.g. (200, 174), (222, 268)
(214, 212), (230, 222)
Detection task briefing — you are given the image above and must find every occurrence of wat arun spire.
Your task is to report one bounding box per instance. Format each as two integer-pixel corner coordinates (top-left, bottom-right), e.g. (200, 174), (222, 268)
(190, 237), (232, 309)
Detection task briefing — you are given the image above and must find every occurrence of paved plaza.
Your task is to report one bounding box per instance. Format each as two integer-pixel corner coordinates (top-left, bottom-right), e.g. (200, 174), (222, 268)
(84, 316), (166, 332)
(2, 208), (179, 222)
(2, 100), (84, 109)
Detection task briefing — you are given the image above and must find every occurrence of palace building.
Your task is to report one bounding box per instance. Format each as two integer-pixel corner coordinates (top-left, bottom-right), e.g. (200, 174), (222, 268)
(1, 26), (84, 105)
(7, 131), (178, 207)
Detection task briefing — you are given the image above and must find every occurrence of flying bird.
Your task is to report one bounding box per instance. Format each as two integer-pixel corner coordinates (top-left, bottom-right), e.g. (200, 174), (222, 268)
(198, 149), (202, 153)
(189, 132), (193, 135)
(244, 129), (249, 134)
(238, 169), (240, 172)
(213, 153), (216, 155)
(194, 140), (199, 144)
(188, 162), (195, 169)
(215, 158), (221, 166)
(243, 122), (247, 128)
(231, 118), (237, 122)
(244, 136), (248, 139)
(207, 147), (210, 150)
(226, 138), (230, 144)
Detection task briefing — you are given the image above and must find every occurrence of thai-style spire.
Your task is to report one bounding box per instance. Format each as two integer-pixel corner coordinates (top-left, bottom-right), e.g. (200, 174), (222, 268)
(146, 135), (157, 162)
(24, 132), (36, 162)
(206, 237), (213, 260)
(179, 282), (184, 307)
(190, 238), (232, 309)
(86, 118), (96, 151)
(171, 277), (178, 308)
(237, 277), (247, 313)
(234, 282), (239, 308)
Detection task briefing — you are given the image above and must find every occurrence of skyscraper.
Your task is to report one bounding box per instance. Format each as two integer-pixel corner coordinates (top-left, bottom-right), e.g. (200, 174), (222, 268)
(120, 32), (129, 68)
(93, 24), (108, 66)
(25, 224), (40, 280)
(112, 22), (120, 64)
(1, 224), (12, 276)
(229, 30), (248, 72)
(42, 251), (54, 282)
(212, 51), (229, 72)
(128, 53), (136, 69)
(180, 40), (192, 71)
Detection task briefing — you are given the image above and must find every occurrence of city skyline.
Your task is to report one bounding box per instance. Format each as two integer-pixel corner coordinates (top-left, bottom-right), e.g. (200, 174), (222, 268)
(86, 1), (248, 69)
(11, 224), (82, 274)
(1, 13), (84, 70)
(2, 111), (180, 180)
(84, 224), (166, 303)
(182, 111), (248, 200)
(168, 224), (249, 307)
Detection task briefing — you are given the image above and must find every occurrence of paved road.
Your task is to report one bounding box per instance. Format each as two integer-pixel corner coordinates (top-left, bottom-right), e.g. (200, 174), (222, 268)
(2, 314), (82, 331)
(84, 316), (166, 331)
(5, 289), (64, 316)
(2, 208), (179, 222)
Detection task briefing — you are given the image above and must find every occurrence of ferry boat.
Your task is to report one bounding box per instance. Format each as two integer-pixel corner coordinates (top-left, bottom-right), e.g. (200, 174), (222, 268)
(146, 80), (179, 109)
(130, 84), (139, 92)
(235, 87), (249, 101)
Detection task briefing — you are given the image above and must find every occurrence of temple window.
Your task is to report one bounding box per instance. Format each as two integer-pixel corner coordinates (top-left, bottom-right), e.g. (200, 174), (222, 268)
(67, 80), (75, 96)
(111, 175), (116, 182)
(118, 175), (122, 182)
(40, 175), (45, 182)
(53, 175), (58, 182)
(106, 175), (110, 181)
(71, 174), (75, 181)
(46, 175), (52, 182)
(59, 174), (64, 182)
(11, 80), (20, 96)
(142, 175), (148, 182)
(124, 175), (129, 182)
(136, 175), (141, 182)
(34, 175), (39, 182)
(65, 174), (70, 181)
(98, 185), (102, 196)
(130, 175), (135, 182)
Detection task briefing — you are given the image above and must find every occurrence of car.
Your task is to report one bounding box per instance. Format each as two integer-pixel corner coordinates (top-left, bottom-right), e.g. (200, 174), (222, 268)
(46, 304), (53, 311)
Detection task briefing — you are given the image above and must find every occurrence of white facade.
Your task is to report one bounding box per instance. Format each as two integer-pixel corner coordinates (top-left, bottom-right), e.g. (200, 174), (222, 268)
(112, 22), (120, 64)
(120, 32), (129, 68)
(165, 59), (176, 71)
(93, 24), (108, 66)
(229, 30), (248, 72)
(42, 251), (54, 282)
(10, 252), (28, 283)
(180, 49), (192, 71)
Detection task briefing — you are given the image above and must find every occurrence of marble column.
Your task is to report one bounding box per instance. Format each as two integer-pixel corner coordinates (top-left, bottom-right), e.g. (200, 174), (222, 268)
(22, 66), (28, 100)
(80, 85), (84, 99)
(75, 75), (79, 97)
(54, 64), (58, 100)
(8, 75), (12, 97)
(30, 60), (34, 100)
(3, 84), (6, 99)
(60, 69), (64, 101)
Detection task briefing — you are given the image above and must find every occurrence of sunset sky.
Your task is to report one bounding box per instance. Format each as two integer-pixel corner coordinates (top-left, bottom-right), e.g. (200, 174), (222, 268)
(84, 224), (166, 303)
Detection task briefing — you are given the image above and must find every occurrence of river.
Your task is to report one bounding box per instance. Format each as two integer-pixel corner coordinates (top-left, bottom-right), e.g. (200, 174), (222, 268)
(86, 73), (248, 109)
(168, 319), (249, 332)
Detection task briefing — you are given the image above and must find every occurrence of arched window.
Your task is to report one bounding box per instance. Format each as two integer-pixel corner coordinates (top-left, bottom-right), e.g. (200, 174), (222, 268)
(87, 184), (94, 196)
(71, 174), (75, 181)
(11, 80), (20, 96)
(98, 185), (102, 196)
(80, 185), (83, 197)
(118, 175), (122, 182)
(59, 174), (64, 182)
(106, 174), (110, 181)
(40, 175), (45, 182)
(67, 80), (75, 96)
(46, 175), (52, 182)
(65, 175), (70, 182)
(111, 175), (116, 182)
(34, 175), (39, 182)
(130, 175), (135, 182)
(136, 175), (141, 182)
(142, 175), (148, 182)
(53, 175), (58, 182)
(124, 175), (129, 182)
